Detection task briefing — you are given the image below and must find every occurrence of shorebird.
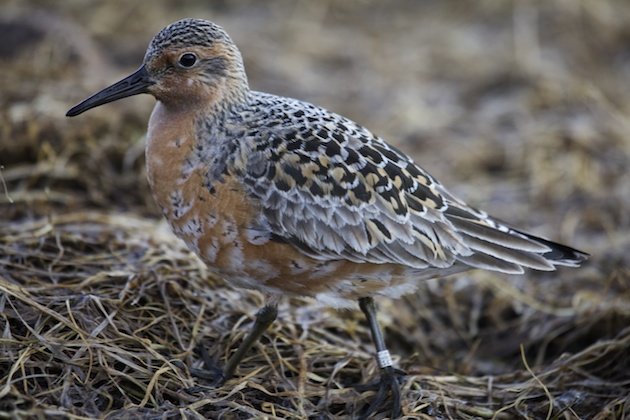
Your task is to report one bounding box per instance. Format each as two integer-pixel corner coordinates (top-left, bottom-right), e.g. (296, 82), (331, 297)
(66, 18), (587, 418)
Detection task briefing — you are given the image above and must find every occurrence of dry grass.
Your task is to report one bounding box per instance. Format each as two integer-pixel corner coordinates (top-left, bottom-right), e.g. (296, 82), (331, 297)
(1, 1), (629, 418)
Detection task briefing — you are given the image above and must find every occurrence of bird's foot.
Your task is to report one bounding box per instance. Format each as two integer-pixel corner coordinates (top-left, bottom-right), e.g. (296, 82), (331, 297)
(187, 304), (278, 391)
(188, 343), (226, 387)
(354, 366), (405, 419)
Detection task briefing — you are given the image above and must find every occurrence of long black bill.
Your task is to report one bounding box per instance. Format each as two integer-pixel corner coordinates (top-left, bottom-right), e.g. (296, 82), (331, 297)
(66, 65), (153, 117)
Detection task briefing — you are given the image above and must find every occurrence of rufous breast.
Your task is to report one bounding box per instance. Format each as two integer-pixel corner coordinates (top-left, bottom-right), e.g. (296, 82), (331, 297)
(144, 102), (413, 306)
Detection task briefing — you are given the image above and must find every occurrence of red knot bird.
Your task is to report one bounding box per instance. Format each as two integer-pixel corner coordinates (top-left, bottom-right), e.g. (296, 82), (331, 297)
(66, 18), (588, 418)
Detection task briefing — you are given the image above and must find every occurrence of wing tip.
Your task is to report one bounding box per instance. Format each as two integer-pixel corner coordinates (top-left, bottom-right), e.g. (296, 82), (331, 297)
(518, 230), (589, 267)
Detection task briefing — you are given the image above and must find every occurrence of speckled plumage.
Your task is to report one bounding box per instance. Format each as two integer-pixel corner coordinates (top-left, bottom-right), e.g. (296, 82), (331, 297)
(66, 18), (587, 415)
(69, 18), (586, 308)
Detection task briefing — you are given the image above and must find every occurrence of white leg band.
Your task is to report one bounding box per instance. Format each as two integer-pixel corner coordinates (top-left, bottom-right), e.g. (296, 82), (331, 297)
(376, 350), (393, 368)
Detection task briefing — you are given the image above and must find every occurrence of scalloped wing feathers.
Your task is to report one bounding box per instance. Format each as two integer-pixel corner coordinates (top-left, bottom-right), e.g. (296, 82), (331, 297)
(227, 92), (587, 273)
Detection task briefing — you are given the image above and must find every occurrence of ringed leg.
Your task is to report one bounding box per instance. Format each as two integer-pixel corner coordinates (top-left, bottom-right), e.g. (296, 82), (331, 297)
(358, 297), (403, 419)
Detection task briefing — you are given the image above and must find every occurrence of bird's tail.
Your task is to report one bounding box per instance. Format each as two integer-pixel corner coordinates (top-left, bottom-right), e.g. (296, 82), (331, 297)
(445, 206), (588, 274)
(512, 229), (589, 268)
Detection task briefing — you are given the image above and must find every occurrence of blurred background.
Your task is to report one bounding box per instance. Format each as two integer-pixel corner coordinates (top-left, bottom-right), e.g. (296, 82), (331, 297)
(1, 0), (629, 418)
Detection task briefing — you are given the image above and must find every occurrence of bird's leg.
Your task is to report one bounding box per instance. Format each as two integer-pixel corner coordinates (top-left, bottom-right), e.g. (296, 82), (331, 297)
(193, 303), (278, 385)
(222, 304), (278, 380)
(357, 297), (404, 419)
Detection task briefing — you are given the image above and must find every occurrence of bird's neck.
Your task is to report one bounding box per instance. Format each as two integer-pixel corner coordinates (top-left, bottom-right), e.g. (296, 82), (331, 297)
(145, 95), (247, 218)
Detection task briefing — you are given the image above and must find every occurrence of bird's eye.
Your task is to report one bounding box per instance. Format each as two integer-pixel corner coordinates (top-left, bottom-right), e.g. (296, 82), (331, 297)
(178, 53), (197, 68)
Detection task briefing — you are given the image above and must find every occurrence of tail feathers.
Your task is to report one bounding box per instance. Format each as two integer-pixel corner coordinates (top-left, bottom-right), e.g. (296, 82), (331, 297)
(463, 234), (556, 271)
(447, 212), (588, 273)
(448, 215), (551, 253)
(514, 229), (589, 267)
(458, 252), (525, 274)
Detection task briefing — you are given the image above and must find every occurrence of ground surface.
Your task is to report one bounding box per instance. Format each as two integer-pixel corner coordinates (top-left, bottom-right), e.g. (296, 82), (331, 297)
(1, 1), (629, 418)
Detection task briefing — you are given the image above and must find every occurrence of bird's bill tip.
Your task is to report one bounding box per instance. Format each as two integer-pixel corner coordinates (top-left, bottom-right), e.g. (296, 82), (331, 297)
(66, 65), (153, 117)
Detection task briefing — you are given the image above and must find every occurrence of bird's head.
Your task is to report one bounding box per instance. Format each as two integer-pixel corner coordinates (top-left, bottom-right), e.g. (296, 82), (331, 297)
(66, 18), (248, 117)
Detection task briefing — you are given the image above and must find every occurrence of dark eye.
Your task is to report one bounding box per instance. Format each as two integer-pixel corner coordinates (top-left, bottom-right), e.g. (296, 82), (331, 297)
(178, 53), (197, 68)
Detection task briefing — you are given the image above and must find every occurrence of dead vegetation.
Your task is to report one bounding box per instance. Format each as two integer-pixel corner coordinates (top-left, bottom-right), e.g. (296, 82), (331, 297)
(1, 1), (629, 418)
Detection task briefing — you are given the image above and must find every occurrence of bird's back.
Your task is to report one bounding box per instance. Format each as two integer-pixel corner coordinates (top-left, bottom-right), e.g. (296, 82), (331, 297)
(232, 92), (585, 265)
(143, 90), (586, 306)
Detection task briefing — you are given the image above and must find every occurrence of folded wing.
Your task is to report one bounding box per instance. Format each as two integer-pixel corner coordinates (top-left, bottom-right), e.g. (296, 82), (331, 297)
(234, 93), (588, 274)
